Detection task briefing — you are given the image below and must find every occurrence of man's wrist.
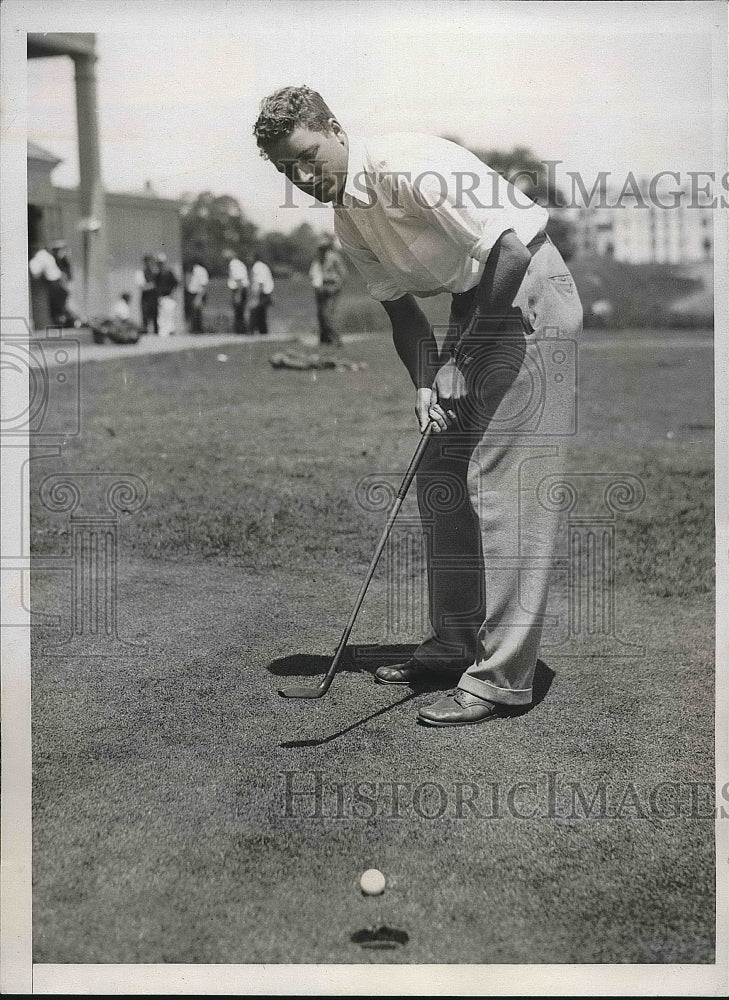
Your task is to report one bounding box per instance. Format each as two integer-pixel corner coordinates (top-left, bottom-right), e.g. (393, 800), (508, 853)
(452, 309), (506, 366)
(415, 372), (437, 389)
(450, 340), (476, 368)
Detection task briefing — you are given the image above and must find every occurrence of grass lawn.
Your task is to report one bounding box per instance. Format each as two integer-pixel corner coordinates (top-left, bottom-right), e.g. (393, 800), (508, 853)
(30, 320), (715, 964)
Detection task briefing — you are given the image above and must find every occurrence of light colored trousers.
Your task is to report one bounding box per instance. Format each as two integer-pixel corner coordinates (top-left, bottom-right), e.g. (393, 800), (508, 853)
(413, 238), (583, 705)
(158, 295), (177, 337)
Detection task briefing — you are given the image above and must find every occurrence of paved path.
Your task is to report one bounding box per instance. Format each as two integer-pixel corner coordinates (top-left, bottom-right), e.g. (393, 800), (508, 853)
(42, 329), (380, 366)
(42, 327), (713, 366)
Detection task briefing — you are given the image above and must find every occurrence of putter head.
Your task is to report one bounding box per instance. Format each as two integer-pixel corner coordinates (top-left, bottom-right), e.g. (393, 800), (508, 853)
(278, 684), (327, 699)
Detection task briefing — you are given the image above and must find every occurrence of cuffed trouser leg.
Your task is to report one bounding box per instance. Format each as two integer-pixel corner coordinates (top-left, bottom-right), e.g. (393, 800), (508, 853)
(416, 238), (582, 705)
(456, 435), (565, 706)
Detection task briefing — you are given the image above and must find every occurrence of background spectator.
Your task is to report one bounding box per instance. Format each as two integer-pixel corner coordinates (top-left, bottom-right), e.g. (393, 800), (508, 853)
(135, 253), (159, 334)
(29, 244), (69, 326)
(249, 252), (274, 336)
(112, 291), (133, 323)
(155, 251), (179, 336)
(309, 235), (347, 346)
(224, 248), (250, 335)
(184, 257), (209, 333)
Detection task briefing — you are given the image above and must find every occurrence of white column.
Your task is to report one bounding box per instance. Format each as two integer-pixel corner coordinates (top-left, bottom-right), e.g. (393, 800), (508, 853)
(73, 52), (109, 316)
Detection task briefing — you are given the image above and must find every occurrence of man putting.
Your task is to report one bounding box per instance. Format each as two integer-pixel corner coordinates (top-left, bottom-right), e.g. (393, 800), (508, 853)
(254, 86), (582, 727)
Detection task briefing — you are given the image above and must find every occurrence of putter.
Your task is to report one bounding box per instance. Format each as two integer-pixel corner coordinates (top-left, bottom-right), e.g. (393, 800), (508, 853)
(279, 423), (435, 699)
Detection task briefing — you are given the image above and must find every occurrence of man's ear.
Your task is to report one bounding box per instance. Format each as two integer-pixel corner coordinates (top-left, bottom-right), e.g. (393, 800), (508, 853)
(328, 119), (347, 145)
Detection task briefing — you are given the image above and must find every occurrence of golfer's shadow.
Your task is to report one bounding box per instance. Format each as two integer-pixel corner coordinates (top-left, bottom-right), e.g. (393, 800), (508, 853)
(267, 642), (429, 680)
(270, 645), (555, 747)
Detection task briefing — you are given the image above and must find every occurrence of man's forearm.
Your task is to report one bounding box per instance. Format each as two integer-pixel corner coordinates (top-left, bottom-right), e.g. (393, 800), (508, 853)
(454, 231), (531, 358)
(383, 294), (439, 388)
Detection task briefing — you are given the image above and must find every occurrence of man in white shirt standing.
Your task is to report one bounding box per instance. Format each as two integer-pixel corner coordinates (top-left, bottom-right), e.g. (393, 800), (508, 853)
(309, 235), (348, 346)
(155, 252), (179, 337)
(249, 252), (275, 335)
(29, 245), (68, 326)
(224, 249), (250, 335)
(185, 257), (210, 334)
(254, 86), (583, 727)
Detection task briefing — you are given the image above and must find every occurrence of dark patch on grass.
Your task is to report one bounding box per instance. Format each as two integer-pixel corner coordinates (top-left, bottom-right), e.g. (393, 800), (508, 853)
(351, 925), (409, 949)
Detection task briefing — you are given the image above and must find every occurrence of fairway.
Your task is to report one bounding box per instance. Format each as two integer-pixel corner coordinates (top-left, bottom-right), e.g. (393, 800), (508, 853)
(30, 326), (715, 964)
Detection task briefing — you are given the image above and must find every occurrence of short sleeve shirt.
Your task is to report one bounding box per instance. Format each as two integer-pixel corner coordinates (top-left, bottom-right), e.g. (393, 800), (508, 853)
(334, 133), (549, 301)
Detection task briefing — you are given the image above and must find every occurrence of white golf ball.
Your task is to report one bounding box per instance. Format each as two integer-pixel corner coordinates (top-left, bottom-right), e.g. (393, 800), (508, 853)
(360, 868), (386, 895)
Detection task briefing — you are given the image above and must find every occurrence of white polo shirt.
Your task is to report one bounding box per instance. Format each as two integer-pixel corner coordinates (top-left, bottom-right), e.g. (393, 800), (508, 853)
(29, 248), (63, 283)
(227, 258), (249, 290)
(251, 260), (274, 295)
(187, 263), (209, 295)
(334, 133), (549, 301)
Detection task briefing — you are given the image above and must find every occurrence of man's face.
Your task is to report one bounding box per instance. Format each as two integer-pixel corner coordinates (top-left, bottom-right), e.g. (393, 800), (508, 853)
(267, 122), (349, 204)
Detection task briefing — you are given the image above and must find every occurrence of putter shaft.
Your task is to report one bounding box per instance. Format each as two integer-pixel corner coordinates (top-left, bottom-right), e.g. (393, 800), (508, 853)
(279, 424), (435, 698)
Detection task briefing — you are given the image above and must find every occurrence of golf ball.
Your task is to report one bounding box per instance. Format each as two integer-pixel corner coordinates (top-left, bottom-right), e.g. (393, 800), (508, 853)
(360, 869), (386, 895)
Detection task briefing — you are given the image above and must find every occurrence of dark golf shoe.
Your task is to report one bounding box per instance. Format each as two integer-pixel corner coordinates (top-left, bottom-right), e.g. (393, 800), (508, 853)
(417, 689), (503, 727)
(374, 658), (458, 686)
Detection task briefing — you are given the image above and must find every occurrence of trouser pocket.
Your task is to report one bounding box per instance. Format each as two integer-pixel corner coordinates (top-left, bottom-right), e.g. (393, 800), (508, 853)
(547, 273), (578, 297)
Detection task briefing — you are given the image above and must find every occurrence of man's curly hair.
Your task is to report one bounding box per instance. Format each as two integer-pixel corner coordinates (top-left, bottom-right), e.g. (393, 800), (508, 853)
(253, 86), (338, 158)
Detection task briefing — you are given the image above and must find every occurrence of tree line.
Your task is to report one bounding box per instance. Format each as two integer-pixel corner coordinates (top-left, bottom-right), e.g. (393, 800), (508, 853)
(180, 190), (321, 277)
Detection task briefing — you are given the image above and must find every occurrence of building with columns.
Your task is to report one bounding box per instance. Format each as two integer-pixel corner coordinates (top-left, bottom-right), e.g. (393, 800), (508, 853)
(28, 33), (108, 318)
(27, 33), (182, 329)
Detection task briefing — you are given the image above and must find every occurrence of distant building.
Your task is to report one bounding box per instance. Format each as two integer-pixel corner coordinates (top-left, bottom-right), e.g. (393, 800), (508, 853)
(573, 178), (714, 264)
(28, 142), (182, 329)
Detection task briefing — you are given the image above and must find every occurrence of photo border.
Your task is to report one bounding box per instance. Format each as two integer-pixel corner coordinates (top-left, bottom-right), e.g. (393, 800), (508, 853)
(1, 1), (726, 994)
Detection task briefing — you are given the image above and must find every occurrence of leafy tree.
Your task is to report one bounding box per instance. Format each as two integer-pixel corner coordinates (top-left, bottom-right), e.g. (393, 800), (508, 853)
(180, 192), (258, 276)
(259, 223), (322, 276)
(284, 223), (321, 274)
(258, 231), (294, 275)
(180, 192), (327, 277)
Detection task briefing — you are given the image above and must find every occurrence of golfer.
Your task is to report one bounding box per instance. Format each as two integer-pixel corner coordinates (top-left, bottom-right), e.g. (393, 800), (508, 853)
(254, 86), (583, 727)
